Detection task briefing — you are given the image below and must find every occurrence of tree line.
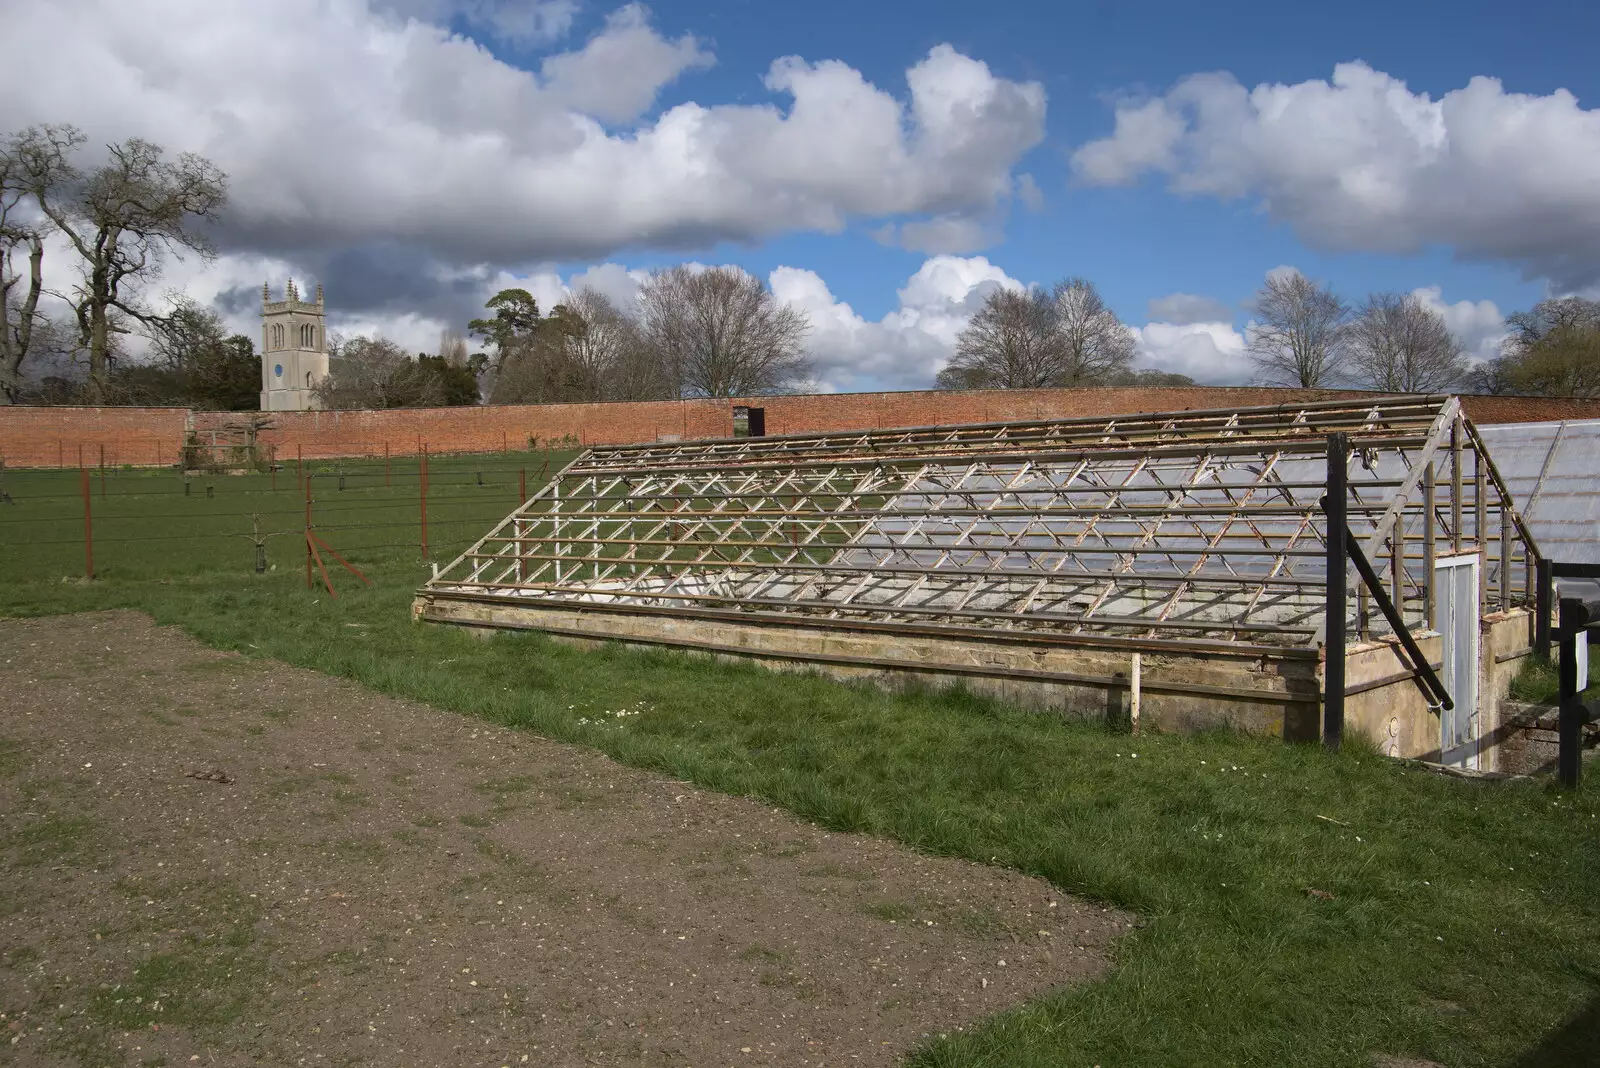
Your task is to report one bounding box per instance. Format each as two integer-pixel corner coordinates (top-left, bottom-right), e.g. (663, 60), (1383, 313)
(942, 269), (1600, 399)
(313, 265), (815, 409)
(1239, 270), (1598, 397)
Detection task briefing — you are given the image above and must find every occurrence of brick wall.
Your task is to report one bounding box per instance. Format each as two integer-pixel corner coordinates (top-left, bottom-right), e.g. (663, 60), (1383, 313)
(4, 388), (1599, 468)
(0, 406), (189, 468)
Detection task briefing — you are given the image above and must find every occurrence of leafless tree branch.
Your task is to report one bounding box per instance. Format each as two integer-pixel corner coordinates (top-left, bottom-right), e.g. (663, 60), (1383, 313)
(1247, 271), (1349, 388)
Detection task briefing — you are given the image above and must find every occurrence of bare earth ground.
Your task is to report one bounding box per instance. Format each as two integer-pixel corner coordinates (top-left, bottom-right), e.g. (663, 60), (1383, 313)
(0, 612), (1126, 1067)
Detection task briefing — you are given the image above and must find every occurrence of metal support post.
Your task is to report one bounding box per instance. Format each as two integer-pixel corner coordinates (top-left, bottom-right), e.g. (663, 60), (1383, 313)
(1557, 597), (1590, 788)
(1537, 558), (1553, 659)
(1324, 433), (1348, 751)
(81, 465), (94, 580)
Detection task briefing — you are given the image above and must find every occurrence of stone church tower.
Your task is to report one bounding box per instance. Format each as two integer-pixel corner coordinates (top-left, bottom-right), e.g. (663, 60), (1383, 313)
(260, 279), (328, 411)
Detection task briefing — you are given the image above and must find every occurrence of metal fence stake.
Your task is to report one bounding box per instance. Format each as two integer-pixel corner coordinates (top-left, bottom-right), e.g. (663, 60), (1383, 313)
(81, 464), (94, 580)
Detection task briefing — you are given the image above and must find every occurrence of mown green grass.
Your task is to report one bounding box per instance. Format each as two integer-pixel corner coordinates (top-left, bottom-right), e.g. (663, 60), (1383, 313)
(0, 449), (577, 582)
(2, 461), (1598, 1066)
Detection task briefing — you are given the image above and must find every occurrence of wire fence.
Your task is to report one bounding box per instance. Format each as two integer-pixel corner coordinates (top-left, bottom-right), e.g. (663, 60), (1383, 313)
(0, 446), (583, 591)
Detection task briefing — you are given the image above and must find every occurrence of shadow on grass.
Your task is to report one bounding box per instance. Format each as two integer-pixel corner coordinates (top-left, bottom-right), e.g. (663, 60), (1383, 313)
(1511, 984), (1600, 1067)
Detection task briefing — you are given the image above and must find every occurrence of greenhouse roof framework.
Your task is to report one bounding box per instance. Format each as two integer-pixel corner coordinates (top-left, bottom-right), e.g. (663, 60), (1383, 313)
(419, 395), (1536, 657)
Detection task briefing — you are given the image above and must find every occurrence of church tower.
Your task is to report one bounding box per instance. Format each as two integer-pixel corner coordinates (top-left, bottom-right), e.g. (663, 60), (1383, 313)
(260, 279), (328, 411)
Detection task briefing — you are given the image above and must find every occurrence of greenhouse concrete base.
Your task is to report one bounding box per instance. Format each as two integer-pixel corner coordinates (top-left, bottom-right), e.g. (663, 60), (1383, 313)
(414, 592), (1325, 737)
(415, 596), (1537, 770)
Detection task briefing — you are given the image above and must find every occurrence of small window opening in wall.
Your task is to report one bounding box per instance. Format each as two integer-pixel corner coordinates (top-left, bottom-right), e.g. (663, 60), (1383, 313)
(733, 406), (766, 438)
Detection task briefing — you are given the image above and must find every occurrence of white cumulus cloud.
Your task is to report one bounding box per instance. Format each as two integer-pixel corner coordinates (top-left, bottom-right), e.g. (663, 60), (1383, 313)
(1132, 321), (1248, 384)
(540, 4), (713, 123)
(1071, 62), (1600, 289)
(0, 0), (1044, 272)
(378, 0), (579, 43)
(1146, 292), (1233, 326)
(771, 255), (1024, 392)
(1409, 285), (1506, 364)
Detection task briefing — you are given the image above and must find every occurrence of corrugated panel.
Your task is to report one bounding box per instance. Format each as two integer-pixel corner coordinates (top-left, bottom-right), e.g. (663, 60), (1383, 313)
(1478, 419), (1600, 566)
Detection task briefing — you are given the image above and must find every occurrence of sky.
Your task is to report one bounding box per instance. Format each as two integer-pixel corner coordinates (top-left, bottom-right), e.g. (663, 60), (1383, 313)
(3, 0), (1599, 392)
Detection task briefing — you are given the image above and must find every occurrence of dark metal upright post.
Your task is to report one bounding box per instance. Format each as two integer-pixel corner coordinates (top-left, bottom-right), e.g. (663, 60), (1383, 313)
(80, 465), (94, 581)
(304, 472), (313, 590)
(1324, 433), (1349, 751)
(1536, 557), (1553, 659)
(1558, 597), (1582, 788)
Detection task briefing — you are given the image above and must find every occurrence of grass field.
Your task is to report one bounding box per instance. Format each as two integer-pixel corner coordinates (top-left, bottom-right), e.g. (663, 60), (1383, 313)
(3, 457), (1599, 1066)
(0, 449), (578, 583)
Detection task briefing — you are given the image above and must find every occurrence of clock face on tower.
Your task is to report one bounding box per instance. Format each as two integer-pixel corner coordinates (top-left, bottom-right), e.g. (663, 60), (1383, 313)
(274, 364), (283, 378)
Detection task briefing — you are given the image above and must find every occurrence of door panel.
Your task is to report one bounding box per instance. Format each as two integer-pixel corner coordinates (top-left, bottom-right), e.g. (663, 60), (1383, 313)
(1434, 557), (1480, 769)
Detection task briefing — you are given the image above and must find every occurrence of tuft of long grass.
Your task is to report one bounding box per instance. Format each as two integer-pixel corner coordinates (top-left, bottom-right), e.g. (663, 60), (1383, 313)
(3, 461), (1599, 1066)
(1510, 653), (1600, 705)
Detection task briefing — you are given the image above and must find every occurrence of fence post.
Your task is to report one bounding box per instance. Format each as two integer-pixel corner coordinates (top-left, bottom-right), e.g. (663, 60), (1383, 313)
(520, 467), (526, 503)
(420, 443), (429, 560)
(304, 471), (313, 589)
(1558, 597), (1583, 788)
(385, 441), (391, 487)
(1324, 432), (1349, 752)
(81, 464), (94, 580)
(1130, 652), (1142, 735)
(99, 443), (106, 498)
(297, 444), (304, 497)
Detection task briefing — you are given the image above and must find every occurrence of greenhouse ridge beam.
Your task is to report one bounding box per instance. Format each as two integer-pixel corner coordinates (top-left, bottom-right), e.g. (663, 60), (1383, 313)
(419, 396), (1537, 655)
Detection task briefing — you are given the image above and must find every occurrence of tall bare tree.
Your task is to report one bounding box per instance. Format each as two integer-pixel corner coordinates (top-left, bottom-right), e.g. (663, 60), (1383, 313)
(29, 126), (227, 403)
(0, 126), (76, 404)
(938, 279), (1136, 390)
(1051, 277), (1136, 384)
(438, 328), (470, 366)
(638, 266), (811, 398)
(1246, 271), (1349, 387)
(1468, 296), (1600, 398)
(315, 335), (443, 410)
(1346, 292), (1467, 393)
(936, 288), (1060, 389)
(563, 287), (664, 401)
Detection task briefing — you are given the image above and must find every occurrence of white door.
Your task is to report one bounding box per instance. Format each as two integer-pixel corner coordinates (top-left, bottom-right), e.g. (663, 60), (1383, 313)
(1433, 555), (1480, 769)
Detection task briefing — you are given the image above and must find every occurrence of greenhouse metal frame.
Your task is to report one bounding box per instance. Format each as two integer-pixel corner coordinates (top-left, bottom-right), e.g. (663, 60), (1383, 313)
(417, 395), (1538, 665)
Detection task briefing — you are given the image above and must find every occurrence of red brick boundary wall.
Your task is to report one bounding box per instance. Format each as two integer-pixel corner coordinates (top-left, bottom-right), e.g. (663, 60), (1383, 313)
(3, 387), (1598, 468)
(0, 406), (190, 468)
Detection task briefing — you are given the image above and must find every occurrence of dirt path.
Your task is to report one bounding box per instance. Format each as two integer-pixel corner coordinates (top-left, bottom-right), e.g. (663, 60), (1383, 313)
(0, 612), (1124, 1067)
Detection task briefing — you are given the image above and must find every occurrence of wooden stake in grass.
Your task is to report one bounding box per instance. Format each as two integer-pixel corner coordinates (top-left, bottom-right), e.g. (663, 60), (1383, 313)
(1130, 652), (1142, 735)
